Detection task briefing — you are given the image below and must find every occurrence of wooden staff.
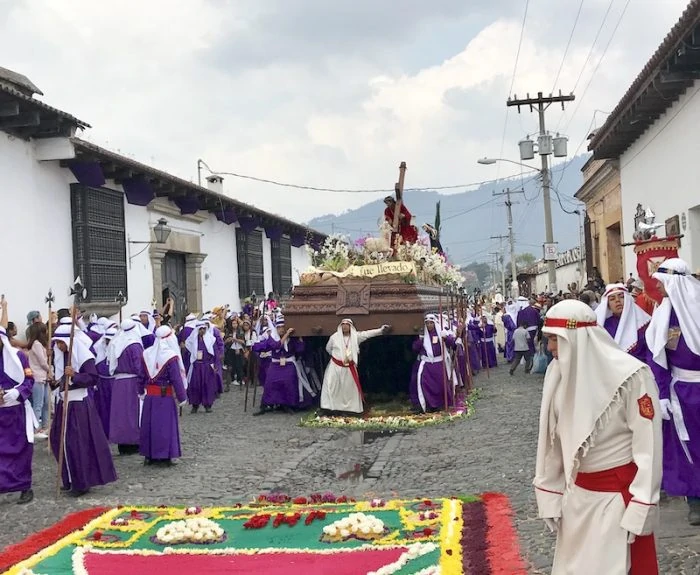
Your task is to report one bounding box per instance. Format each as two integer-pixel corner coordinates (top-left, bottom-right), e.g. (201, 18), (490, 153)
(438, 290), (449, 412)
(243, 349), (251, 412)
(45, 288), (55, 454)
(56, 279), (84, 496)
(116, 290), (127, 325)
(392, 162), (407, 233)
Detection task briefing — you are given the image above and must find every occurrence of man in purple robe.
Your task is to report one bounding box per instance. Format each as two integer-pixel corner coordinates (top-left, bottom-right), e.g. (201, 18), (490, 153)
(93, 327), (116, 438)
(253, 326), (273, 387)
(50, 324), (117, 496)
(178, 313), (198, 374)
(479, 315), (498, 368)
(412, 313), (455, 412)
(185, 321), (219, 413)
(646, 258), (700, 525)
(108, 320), (146, 454)
(140, 325), (188, 466)
(0, 315), (35, 504)
(253, 316), (315, 415)
(595, 283), (651, 362)
(503, 300), (518, 362)
(516, 297), (541, 358)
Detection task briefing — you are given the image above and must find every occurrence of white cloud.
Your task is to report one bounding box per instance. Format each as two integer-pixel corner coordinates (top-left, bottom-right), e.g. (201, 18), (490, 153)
(0, 0), (691, 224)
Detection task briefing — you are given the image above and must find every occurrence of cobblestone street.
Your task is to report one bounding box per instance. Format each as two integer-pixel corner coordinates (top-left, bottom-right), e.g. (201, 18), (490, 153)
(1, 365), (699, 573)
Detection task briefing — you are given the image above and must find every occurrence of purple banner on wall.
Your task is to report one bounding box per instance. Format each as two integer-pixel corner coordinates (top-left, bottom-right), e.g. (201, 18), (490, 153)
(68, 161), (106, 187)
(122, 175), (154, 206)
(173, 196), (200, 215)
(265, 225), (283, 241)
(237, 215), (259, 234)
(215, 208), (238, 225)
(290, 231), (306, 247)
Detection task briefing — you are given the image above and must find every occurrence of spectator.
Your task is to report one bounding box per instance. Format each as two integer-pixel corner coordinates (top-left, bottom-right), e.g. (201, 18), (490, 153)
(27, 323), (51, 439)
(509, 321), (533, 376)
(25, 311), (43, 341)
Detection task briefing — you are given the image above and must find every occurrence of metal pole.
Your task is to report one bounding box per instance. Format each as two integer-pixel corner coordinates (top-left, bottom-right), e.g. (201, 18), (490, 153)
(538, 100), (557, 294)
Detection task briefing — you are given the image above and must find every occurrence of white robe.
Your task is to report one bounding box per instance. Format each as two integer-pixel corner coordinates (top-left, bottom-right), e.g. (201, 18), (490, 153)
(534, 370), (662, 574)
(320, 328), (383, 413)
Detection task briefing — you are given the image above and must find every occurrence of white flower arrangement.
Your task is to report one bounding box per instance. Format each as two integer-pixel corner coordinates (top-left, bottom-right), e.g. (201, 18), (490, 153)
(154, 517), (225, 545)
(321, 512), (385, 542)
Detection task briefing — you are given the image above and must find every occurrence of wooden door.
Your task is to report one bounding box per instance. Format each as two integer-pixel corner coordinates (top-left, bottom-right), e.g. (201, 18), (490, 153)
(162, 252), (188, 325)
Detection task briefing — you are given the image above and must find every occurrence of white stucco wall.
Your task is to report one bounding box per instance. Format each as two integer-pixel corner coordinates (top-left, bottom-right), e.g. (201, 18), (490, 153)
(533, 261), (583, 295)
(0, 134), (76, 324)
(620, 79), (700, 275)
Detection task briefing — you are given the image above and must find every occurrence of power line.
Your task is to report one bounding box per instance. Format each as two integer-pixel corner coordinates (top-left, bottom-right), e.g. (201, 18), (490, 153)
(563, 0), (632, 134)
(496, 0), (531, 179)
(198, 160), (537, 195)
(555, 0), (615, 133)
(550, 0), (586, 94)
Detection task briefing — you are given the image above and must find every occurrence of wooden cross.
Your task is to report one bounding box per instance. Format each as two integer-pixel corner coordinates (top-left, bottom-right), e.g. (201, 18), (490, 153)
(391, 162), (407, 233)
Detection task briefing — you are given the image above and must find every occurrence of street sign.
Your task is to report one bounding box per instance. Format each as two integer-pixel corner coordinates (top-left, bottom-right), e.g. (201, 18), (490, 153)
(543, 243), (558, 261)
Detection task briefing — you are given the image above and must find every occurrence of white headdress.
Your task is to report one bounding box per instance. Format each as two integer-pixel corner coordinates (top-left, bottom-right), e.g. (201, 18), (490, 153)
(646, 258), (700, 368)
(0, 326), (24, 384)
(94, 327), (117, 365)
(185, 321), (215, 365)
(52, 324), (96, 381)
(108, 319), (144, 375)
(536, 300), (647, 491)
(144, 325), (186, 385)
(337, 318), (359, 365)
(58, 317), (94, 349)
(595, 283), (651, 353)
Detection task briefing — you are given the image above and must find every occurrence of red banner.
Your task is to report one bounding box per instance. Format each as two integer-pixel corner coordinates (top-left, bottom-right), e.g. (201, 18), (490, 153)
(633, 236), (680, 313)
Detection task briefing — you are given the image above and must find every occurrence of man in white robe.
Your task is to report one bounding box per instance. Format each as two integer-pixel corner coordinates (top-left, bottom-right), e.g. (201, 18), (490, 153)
(534, 299), (661, 575)
(320, 319), (389, 415)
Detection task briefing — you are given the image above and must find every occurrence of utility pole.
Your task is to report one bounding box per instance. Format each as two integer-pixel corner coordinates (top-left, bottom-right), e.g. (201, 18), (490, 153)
(490, 235), (508, 297)
(507, 91), (575, 294)
(493, 188), (524, 298)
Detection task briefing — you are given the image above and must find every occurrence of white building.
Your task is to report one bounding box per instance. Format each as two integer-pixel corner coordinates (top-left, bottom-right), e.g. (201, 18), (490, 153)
(0, 67), (322, 323)
(521, 246), (584, 296)
(588, 2), (700, 275)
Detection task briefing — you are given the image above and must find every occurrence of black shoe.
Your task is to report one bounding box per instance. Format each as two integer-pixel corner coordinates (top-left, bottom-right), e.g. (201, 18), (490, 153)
(18, 489), (33, 504)
(205, 407), (213, 413)
(509, 371), (514, 376)
(144, 458), (152, 466)
(191, 405), (199, 414)
(688, 509), (700, 526)
(68, 488), (89, 498)
(252, 405), (271, 416)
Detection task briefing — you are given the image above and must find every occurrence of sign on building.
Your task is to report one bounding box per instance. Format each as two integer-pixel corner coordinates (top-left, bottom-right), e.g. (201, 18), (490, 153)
(543, 243), (558, 261)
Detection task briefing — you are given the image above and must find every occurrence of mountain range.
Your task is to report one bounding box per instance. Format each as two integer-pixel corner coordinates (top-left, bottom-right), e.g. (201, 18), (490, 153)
(307, 155), (589, 268)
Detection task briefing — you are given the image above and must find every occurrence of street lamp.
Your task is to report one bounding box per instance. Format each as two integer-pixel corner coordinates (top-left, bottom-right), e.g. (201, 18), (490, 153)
(128, 218), (172, 266)
(477, 157), (541, 173)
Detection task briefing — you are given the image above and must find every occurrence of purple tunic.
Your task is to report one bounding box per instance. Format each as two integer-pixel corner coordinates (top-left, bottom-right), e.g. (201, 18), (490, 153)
(213, 328), (225, 394)
(516, 306), (540, 354)
(479, 324), (498, 368)
(94, 358), (114, 438)
(650, 309), (700, 497)
(259, 338), (312, 408)
(466, 329), (480, 375)
(454, 339), (468, 387)
(502, 314), (516, 362)
(179, 326), (194, 373)
(412, 331), (455, 410)
(109, 343), (145, 446)
(604, 315), (649, 363)
(252, 338), (271, 387)
(139, 357), (187, 460)
(187, 339), (219, 408)
(50, 358), (117, 491)
(0, 352), (33, 492)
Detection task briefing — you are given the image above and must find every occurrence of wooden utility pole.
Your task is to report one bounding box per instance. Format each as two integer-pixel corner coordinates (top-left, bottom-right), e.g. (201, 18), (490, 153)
(507, 91), (575, 294)
(493, 188), (524, 298)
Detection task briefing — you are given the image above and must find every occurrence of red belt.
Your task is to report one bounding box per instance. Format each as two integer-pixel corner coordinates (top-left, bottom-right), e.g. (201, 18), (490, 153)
(575, 461), (657, 575)
(331, 357), (364, 403)
(145, 384), (173, 397)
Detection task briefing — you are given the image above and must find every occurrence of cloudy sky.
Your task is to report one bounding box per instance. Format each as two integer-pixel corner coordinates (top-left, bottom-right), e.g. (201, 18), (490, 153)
(0, 0), (690, 224)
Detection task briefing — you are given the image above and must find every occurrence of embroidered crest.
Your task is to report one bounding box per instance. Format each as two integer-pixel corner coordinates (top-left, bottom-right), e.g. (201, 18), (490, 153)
(637, 394), (654, 420)
(23, 367), (33, 377)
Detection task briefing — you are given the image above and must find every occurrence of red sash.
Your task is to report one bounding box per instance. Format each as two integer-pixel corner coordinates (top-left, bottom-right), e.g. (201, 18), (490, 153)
(575, 462), (658, 575)
(145, 384), (173, 397)
(331, 356), (364, 403)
